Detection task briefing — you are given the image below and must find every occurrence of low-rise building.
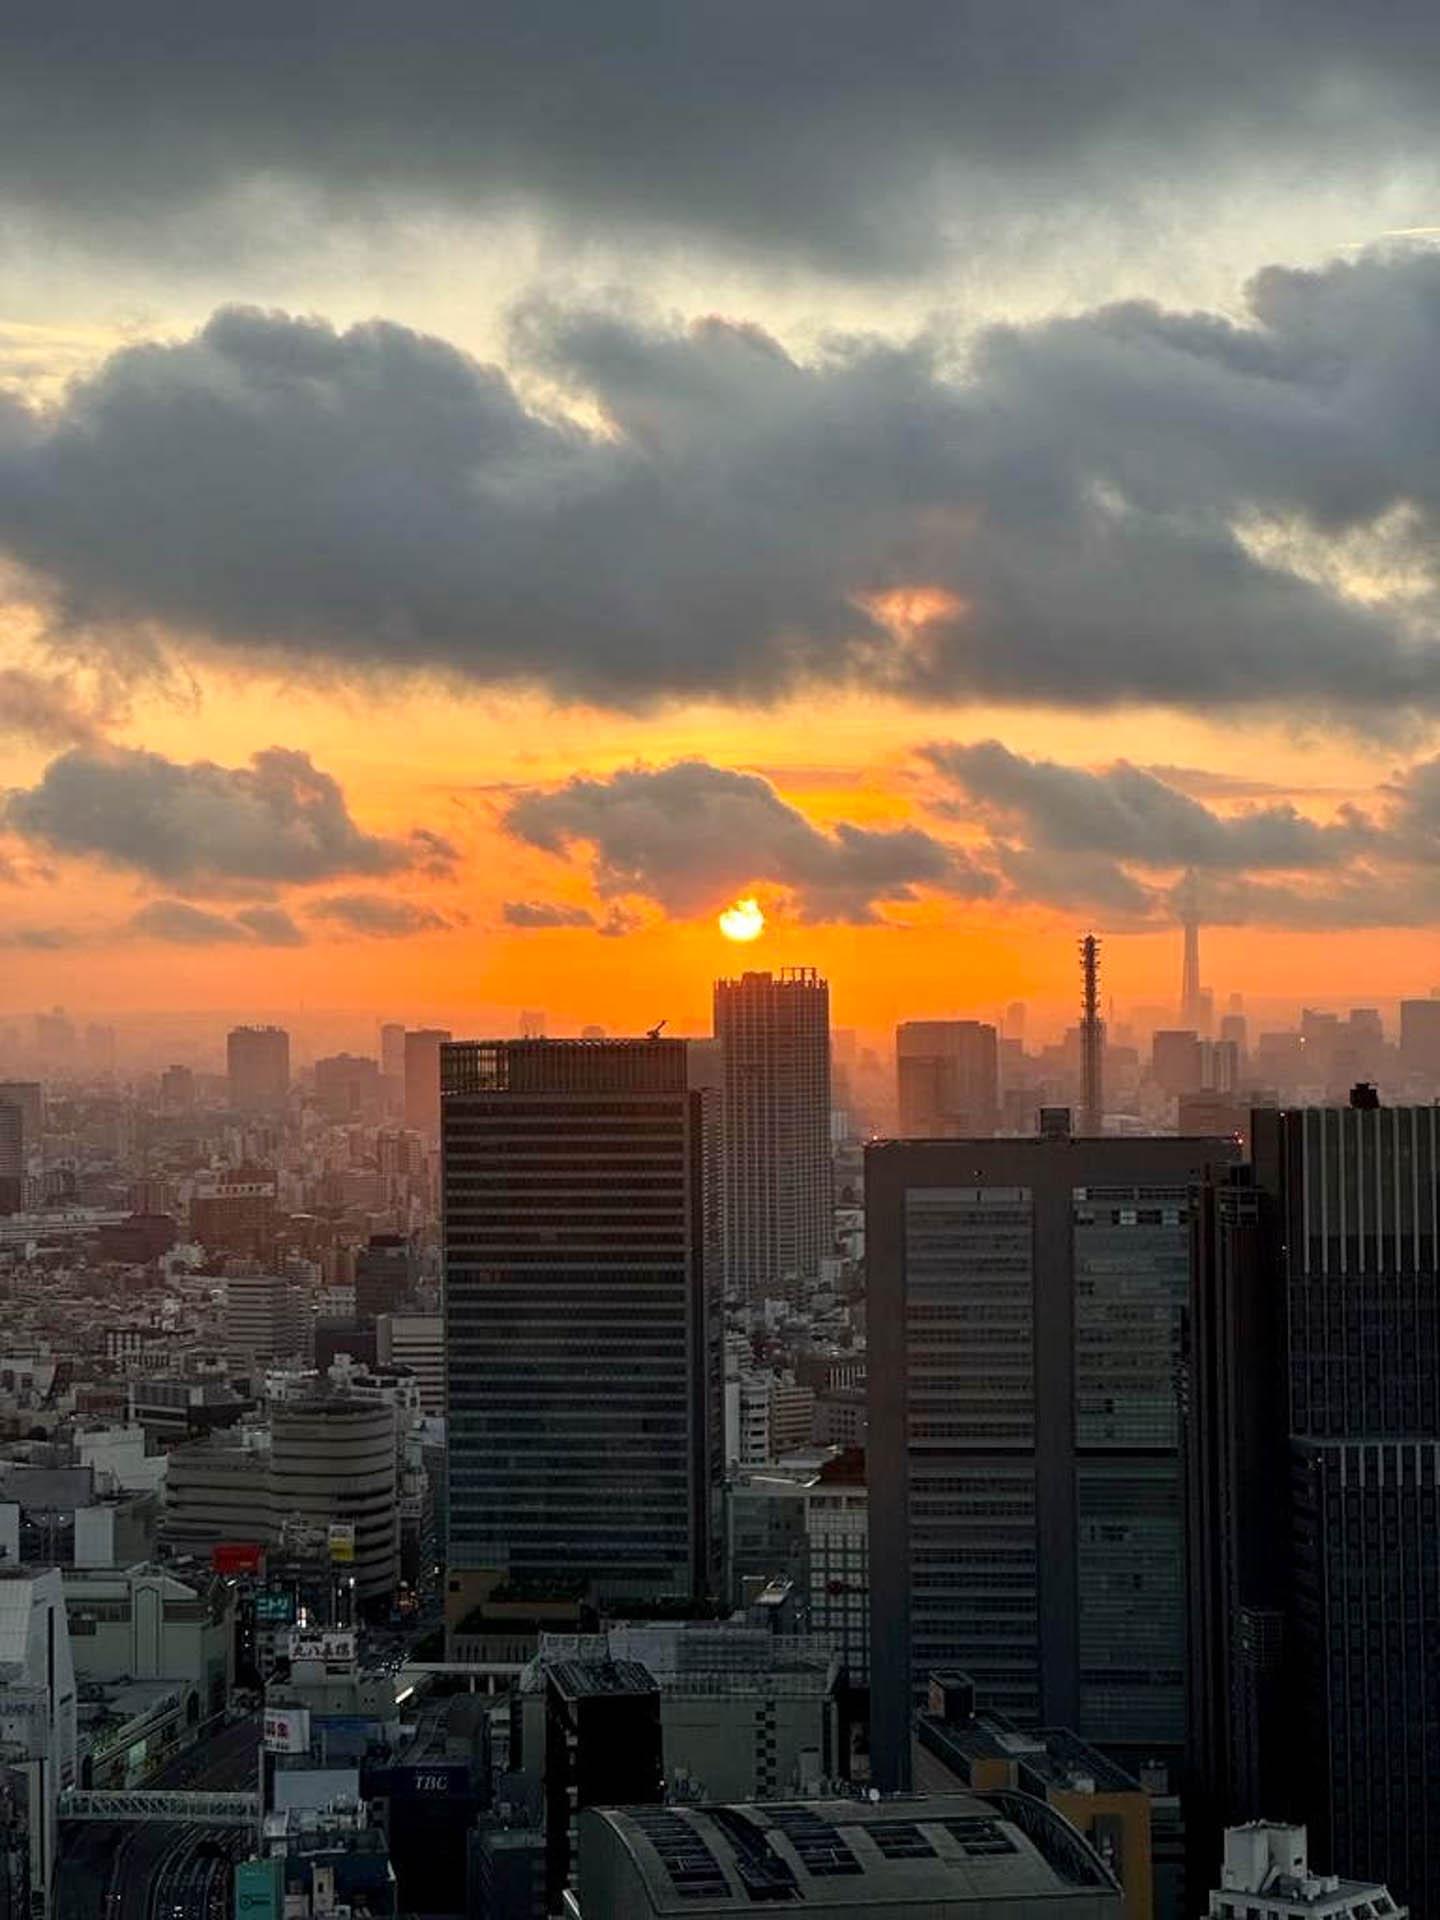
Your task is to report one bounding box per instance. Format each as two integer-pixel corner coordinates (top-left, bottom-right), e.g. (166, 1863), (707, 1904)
(578, 1792), (1124, 1920)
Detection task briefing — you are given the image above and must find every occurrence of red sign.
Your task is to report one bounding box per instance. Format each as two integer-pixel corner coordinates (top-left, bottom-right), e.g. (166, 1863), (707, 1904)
(212, 1541), (266, 1576)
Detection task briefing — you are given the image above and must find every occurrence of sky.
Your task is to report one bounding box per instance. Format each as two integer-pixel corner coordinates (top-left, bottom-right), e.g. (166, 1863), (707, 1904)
(3, 1), (1440, 1043)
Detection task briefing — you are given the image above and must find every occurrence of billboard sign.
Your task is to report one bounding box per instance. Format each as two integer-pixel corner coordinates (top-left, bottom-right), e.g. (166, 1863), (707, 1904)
(327, 1523), (356, 1564)
(212, 1541), (265, 1577)
(235, 1858), (283, 1920)
(254, 1588), (295, 1625)
(262, 1705), (311, 1753)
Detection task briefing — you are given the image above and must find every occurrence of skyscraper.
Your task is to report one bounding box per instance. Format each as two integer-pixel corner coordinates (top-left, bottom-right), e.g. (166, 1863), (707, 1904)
(867, 1121), (1239, 1791)
(0, 1103), (22, 1214)
(895, 1020), (999, 1137)
(1188, 1102), (1440, 1913)
(226, 1024), (290, 1113)
(714, 968), (831, 1301)
(441, 1037), (721, 1603)
(404, 1027), (451, 1137)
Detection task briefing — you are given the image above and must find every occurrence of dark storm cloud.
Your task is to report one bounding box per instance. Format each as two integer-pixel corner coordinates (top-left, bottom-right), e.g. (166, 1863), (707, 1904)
(926, 742), (1440, 929)
(4, 260), (1440, 716)
(129, 899), (305, 945)
(502, 901), (596, 929)
(0, 669), (108, 748)
(307, 894), (451, 937)
(925, 741), (1370, 871)
(504, 759), (989, 923)
(2, 3), (1440, 270)
(4, 744), (445, 890)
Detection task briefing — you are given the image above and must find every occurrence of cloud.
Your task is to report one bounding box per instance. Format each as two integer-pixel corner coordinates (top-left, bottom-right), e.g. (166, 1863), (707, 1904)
(0, 924), (81, 950)
(307, 894), (450, 937)
(925, 740), (1368, 871)
(926, 739), (1440, 929)
(3, 4), (1440, 275)
(0, 668), (110, 748)
(4, 264), (1440, 720)
(504, 758), (989, 922)
(5, 743), (442, 890)
(503, 900), (595, 929)
(129, 899), (305, 945)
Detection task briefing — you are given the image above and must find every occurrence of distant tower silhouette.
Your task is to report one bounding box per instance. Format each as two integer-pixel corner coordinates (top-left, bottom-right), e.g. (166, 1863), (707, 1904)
(1180, 870), (1204, 1031)
(1080, 933), (1104, 1135)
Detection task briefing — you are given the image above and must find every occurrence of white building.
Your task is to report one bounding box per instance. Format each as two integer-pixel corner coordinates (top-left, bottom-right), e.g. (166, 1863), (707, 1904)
(375, 1314), (444, 1418)
(224, 1274), (304, 1367)
(62, 1564), (233, 1716)
(804, 1477), (868, 1684)
(1208, 1825), (1405, 1920)
(0, 1568), (77, 1915)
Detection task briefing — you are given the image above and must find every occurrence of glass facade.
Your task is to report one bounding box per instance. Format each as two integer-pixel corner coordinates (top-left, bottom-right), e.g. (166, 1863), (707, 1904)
(902, 1188), (1039, 1718)
(442, 1041), (720, 1601)
(1074, 1185), (1191, 1747)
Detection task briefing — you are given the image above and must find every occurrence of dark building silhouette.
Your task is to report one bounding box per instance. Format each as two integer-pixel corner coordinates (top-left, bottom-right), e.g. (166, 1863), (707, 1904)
(404, 1027), (451, 1138)
(867, 1122), (1239, 1792)
(441, 1038), (721, 1603)
(1250, 1105), (1438, 1912)
(1183, 1162), (1290, 1868)
(226, 1025), (290, 1114)
(715, 968), (831, 1301)
(355, 1233), (415, 1325)
(895, 1020), (1000, 1138)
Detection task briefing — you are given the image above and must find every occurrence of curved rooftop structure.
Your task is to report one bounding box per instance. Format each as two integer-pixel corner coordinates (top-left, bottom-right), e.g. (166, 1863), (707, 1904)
(578, 1791), (1122, 1920)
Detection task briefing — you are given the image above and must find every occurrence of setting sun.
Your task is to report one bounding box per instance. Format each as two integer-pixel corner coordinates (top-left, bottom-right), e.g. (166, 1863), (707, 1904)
(718, 896), (766, 943)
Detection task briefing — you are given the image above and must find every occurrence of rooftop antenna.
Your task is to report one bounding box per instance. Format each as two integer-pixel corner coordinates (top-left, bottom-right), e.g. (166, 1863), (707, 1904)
(1080, 934), (1104, 1137)
(646, 1020), (667, 1040)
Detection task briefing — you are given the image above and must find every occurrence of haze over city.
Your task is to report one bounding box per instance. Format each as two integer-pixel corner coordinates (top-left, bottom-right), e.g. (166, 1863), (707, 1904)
(7, 8), (1440, 1920)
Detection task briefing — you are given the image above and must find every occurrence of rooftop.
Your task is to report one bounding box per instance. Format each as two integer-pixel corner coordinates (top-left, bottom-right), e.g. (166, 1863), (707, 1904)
(586, 1792), (1120, 1915)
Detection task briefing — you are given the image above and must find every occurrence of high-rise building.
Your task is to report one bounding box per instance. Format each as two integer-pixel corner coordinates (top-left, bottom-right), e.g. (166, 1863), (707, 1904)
(442, 1037), (722, 1603)
(224, 1273), (305, 1367)
(226, 1025), (290, 1113)
(355, 1233), (415, 1324)
(895, 1021), (999, 1137)
(1398, 998), (1440, 1082)
(714, 969), (831, 1301)
(0, 1102), (23, 1214)
(404, 1027), (451, 1137)
(0, 1082), (42, 1147)
(380, 1022), (406, 1081)
(1188, 1103), (1440, 1914)
(314, 1051), (382, 1121)
(867, 1121), (1239, 1791)
(376, 1313), (445, 1418)
(159, 1063), (195, 1112)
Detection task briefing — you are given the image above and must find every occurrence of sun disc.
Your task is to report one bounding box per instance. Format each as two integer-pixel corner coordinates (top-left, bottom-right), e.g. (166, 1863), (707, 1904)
(718, 897), (765, 942)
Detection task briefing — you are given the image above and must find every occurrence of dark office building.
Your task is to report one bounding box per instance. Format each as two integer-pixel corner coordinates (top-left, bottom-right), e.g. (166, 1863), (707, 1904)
(355, 1233), (415, 1324)
(544, 1659), (662, 1908)
(715, 968), (832, 1302)
(1252, 1104), (1440, 1913)
(442, 1038), (722, 1603)
(1182, 1161), (1291, 1869)
(867, 1122), (1238, 1791)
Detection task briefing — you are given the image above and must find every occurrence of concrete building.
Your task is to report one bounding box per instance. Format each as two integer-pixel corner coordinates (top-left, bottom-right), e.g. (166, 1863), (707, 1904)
(61, 1564), (233, 1716)
(1207, 1825), (1405, 1920)
(270, 1394), (399, 1610)
(897, 1021), (1000, 1137)
(225, 1274), (305, 1367)
(867, 1125), (1239, 1790)
(916, 1674), (1153, 1920)
(375, 1314), (444, 1418)
(403, 1029), (451, 1138)
(191, 1170), (279, 1259)
(227, 1025), (290, 1114)
(162, 1432), (273, 1555)
(578, 1792), (1124, 1920)
(442, 1038), (721, 1604)
(0, 1566), (77, 1915)
(715, 969), (832, 1302)
(804, 1469), (869, 1686)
